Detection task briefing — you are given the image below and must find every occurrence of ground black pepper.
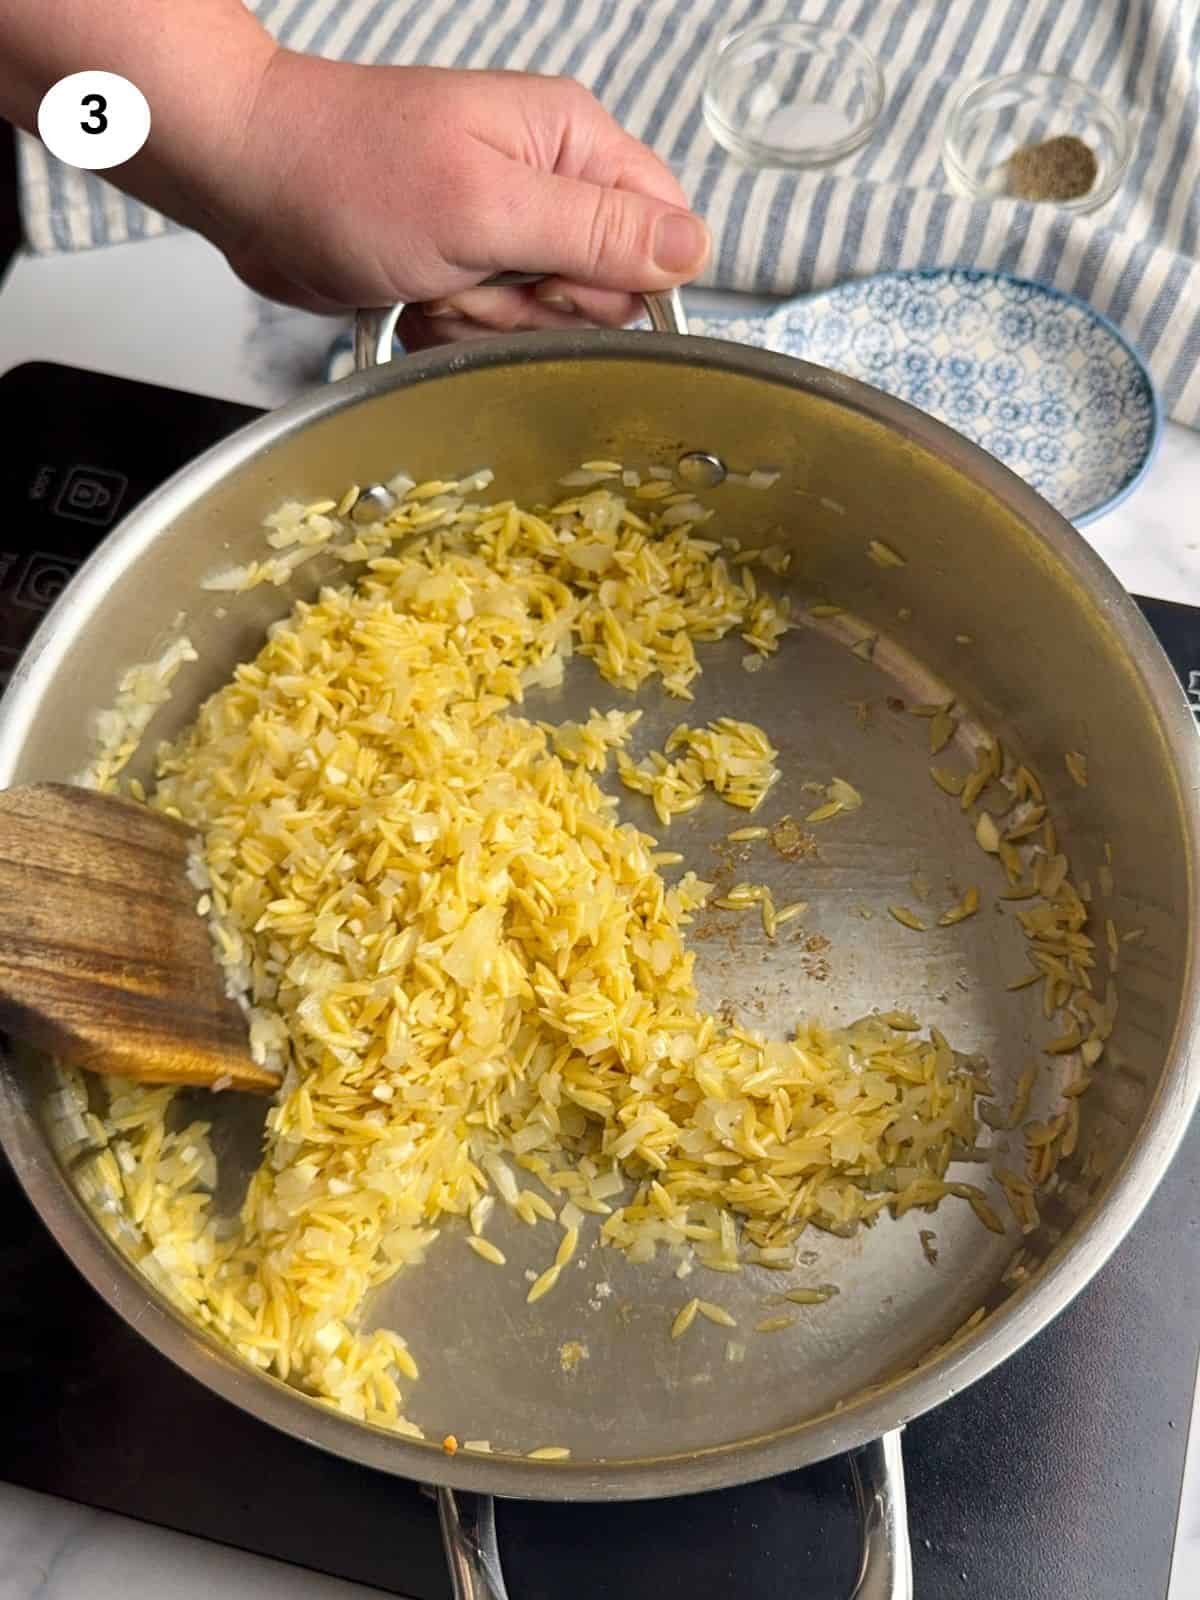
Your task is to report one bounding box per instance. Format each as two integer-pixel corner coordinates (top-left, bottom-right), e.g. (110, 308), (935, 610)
(1006, 134), (1098, 202)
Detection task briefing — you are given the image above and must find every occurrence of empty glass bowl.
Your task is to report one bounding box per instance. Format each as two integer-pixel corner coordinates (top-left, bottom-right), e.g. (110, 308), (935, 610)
(702, 21), (886, 168)
(943, 72), (1130, 214)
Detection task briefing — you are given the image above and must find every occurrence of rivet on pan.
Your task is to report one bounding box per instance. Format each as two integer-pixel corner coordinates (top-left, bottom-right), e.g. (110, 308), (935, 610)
(351, 484), (396, 524)
(676, 451), (727, 489)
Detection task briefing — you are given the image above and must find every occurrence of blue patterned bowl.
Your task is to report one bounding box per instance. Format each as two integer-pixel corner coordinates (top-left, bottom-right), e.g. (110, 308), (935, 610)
(690, 268), (1160, 526)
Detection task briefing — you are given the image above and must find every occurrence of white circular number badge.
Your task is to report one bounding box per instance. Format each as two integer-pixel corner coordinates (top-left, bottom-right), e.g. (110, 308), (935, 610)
(37, 72), (151, 171)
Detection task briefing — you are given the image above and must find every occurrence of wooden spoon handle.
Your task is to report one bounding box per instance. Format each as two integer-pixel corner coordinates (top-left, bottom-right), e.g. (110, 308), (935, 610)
(0, 784), (279, 1093)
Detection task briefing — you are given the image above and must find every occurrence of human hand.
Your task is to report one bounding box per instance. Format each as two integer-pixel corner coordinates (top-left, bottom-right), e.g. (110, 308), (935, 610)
(222, 53), (709, 344)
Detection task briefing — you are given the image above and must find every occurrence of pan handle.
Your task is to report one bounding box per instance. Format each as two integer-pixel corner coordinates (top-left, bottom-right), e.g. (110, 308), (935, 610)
(432, 1429), (913, 1600)
(436, 1485), (510, 1600)
(848, 1431), (914, 1600)
(353, 284), (688, 370)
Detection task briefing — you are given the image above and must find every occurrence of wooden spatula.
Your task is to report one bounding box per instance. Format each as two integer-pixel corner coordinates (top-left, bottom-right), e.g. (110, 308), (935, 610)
(0, 783), (279, 1093)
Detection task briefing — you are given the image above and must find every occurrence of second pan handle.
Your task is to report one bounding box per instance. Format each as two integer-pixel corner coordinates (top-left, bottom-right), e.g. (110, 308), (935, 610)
(354, 283), (688, 370)
(433, 1429), (914, 1600)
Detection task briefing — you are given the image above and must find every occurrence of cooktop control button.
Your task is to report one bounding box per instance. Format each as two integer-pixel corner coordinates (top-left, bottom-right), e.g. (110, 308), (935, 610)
(11, 552), (82, 611)
(52, 465), (128, 527)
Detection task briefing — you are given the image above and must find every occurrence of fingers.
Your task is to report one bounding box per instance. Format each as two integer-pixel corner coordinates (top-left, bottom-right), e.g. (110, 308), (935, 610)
(431, 79), (703, 319)
(531, 281), (642, 326)
(399, 309), (572, 350)
(553, 89), (690, 211)
(591, 136), (690, 212)
(398, 309), (491, 351)
(405, 281), (647, 349)
(473, 71), (689, 212)
(418, 284), (589, 331)
(400, 283), (604, 348)
(508, 74), (690, 212)
(452, 158), (710, 293)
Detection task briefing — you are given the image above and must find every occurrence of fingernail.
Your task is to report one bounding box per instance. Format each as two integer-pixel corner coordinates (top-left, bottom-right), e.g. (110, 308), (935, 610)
(654, 212), (709, 274)
(535, 289), (575, 311)
(423, 301), (456, 318)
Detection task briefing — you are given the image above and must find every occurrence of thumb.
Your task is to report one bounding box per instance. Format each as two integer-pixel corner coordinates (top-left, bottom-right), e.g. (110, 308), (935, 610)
(468, 162), (710, 291)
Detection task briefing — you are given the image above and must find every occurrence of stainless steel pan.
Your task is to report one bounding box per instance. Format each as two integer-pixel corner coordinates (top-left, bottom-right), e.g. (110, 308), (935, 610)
(0, 292), (1197, 1600)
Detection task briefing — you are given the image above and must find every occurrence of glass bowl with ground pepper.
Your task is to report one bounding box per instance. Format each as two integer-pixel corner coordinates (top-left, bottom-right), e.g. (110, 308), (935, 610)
(943, 71), (1130, 215)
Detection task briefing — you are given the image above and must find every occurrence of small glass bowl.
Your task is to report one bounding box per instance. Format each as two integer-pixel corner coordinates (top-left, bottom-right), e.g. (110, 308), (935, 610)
(702, 21), (885, 169)
(943, 72), (1130, 214)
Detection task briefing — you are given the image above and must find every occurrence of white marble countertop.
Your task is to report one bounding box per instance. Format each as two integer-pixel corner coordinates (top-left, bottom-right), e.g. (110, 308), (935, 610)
(0, 228), (1197, 1600)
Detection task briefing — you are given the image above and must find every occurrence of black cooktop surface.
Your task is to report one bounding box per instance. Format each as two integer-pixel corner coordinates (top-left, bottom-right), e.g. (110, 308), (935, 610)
(0, 360), (1196, 1600)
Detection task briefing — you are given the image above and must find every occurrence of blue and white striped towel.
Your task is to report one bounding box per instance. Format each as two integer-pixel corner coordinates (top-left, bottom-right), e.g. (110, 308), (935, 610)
(17, 0), (1200, 426)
